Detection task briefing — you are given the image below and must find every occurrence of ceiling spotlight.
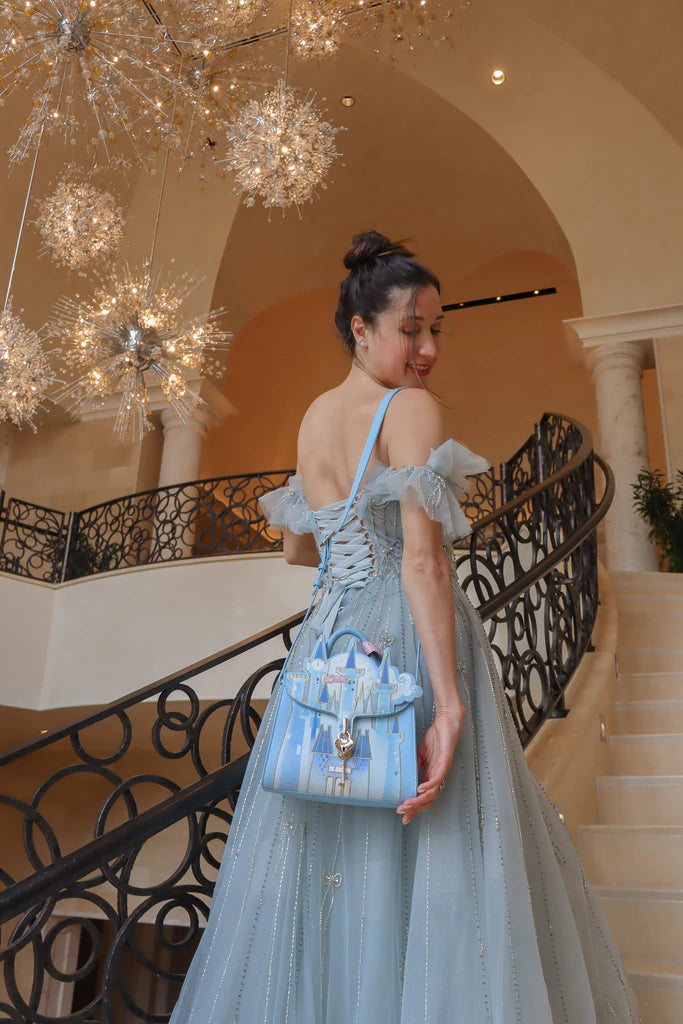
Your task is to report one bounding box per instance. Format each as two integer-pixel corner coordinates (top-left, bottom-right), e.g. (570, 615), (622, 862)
(491, 69), (506, 85)
(340, 95), (356, 107)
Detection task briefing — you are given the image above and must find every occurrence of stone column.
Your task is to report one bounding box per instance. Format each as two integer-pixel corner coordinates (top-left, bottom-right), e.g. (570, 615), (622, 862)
(158, 407), (209, 489)
(584, 342), (658, 571)
(152, 381), (235, 559)
(565, 305), (683, 572)
(153, 407), (211, 558)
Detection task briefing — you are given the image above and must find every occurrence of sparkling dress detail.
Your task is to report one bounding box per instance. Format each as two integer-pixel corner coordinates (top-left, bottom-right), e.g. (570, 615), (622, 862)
(168, 439), (641, 1024)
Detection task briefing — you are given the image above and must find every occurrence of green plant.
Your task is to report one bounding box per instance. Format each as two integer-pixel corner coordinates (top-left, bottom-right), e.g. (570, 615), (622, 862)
(632, 469), (683, 573)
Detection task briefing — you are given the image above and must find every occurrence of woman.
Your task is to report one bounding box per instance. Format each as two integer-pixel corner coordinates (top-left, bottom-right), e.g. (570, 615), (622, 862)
(169, 232), (640, 1023)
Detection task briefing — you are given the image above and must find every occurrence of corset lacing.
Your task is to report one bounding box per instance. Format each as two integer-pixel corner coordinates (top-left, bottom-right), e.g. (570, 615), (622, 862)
(307, 507), (376, 635)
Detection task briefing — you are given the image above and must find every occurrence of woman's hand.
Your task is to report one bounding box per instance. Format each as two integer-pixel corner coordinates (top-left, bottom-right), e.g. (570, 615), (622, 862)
(396, 705), (466, 825)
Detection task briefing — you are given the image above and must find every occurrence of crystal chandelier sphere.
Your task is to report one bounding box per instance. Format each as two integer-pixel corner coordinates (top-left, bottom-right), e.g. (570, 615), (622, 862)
(0, 0), (183, 169)
(223, 81), (344, 209)
(0, 307), (54, 429)
(223, 0), (273, 30)
(50, 264), (232, 440)
(34, 172), (125, 273)
(291, 0), (347, 61)
(162, 0), (274, 45)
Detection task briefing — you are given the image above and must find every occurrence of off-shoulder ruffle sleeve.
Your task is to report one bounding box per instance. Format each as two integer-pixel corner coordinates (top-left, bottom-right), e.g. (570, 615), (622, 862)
(359, 439), (490, 541)
(258, 474), (314, 535)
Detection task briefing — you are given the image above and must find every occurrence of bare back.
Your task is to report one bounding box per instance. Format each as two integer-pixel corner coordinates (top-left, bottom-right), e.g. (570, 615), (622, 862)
(296, 382), (444, 511)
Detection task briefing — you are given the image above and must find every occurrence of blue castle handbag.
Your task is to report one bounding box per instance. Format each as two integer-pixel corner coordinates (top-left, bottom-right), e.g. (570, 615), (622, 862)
(261, 389), (423, 808)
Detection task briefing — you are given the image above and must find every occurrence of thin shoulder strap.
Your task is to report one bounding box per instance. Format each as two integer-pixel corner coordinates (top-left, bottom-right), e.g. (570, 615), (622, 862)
(338, 387), (404, 530)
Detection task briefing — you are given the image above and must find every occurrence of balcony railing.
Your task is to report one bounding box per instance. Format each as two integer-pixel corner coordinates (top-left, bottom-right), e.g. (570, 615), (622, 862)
(0, 413), (582, 583)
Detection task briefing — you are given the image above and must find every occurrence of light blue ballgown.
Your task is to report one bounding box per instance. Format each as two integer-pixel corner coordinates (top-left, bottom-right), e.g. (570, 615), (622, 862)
(168, 440), (641, 1024)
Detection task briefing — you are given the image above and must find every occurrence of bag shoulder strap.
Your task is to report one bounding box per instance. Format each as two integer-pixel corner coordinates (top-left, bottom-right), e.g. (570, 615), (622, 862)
(337, 387), (404, 530)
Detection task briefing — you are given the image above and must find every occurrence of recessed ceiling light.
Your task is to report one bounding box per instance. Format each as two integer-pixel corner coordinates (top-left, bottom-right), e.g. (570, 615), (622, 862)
(340, 95), (356, 107)
(491, 69), (505, 85)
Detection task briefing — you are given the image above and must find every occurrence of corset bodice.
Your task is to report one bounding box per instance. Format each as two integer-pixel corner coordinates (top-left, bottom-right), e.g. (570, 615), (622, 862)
(312, 505), (377, 588)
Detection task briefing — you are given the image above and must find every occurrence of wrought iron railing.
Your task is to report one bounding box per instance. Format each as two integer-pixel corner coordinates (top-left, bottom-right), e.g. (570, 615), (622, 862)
(0, 412), (613, 1022)
(0, 413), (581, 583)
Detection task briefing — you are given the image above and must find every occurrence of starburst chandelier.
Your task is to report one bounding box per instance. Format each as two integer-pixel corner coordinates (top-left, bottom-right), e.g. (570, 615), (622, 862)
(50, 264), (232, 440)
(0, 0), (182, 169)
(173, 48), (277, 173)
(356, 0), (458, 60)
(222, 0), (274, 31)
(34, 169), (125, 273)
(0, 306), (55, 429)
(291, 0), (347, 61)
(162, 0), (274, 46)
(222, 80), (344, 209)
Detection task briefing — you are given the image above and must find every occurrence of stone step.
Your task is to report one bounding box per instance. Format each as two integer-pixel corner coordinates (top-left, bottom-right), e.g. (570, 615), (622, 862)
(615, 590), (683, 609)
(618, 673), (683, 702)
(614, 598), (683, 614)
(577, 825), (683, 886)
(617, 625), (683, 650)
(593, 884), (683, 963)
(598, 775), (683, 826)
(621, 958), (683, 1024)
(611, 570), (683, 593)
(611, 735), (683, 776)
(617, 700), (683, 734)
(617, 649), (683, 675)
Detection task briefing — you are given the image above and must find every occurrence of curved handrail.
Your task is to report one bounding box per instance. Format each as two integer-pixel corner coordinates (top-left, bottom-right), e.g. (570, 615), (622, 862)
(0, 449), (613, 930)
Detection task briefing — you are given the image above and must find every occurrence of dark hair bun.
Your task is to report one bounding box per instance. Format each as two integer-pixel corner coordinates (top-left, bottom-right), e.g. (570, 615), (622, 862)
(343, 231), (415, 272)
(335, 230), (440, 354)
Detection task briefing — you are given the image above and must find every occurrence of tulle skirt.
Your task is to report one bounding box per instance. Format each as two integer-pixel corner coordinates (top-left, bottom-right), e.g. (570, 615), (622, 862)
(168, 576), (641, 1023)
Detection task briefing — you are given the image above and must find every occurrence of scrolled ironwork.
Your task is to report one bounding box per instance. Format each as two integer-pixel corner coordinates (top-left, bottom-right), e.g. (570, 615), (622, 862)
(0, 497), (67, 582)
(0, 413), (613, 1022)
(0, 414), (584, 582)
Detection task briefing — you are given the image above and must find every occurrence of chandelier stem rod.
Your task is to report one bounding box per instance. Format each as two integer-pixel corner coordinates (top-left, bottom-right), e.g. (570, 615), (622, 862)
(148, 141), (172, 273)
(284, 0), (294, 87)
(4, 127), (44, 313)
(148, 60), (182, 272)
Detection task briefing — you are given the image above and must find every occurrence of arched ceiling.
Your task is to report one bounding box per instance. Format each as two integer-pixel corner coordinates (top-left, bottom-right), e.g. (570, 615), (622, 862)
(0, 0), (681, 336)
(528, 0), (683, 148)
(211, 40), (576, 335)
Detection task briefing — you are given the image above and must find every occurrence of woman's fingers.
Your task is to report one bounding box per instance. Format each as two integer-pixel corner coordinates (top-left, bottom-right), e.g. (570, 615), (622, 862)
(397, 709), (464, 823)
(396, 767), (450, 822)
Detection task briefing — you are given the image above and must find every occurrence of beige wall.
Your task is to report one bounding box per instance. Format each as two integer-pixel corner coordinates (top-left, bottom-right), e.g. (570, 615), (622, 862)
(0, 554), (315, 711)
(4, 415), (164, 511)
(654, 336), (683, 480)
(202, 249), (596, 477)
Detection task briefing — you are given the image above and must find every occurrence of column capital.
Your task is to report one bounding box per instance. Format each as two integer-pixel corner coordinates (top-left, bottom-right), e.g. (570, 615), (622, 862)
(563, 303), (683, 369)
(583, 339), (648, 377)
(160, 404), (210, 439)
(57, 373), (236, 428)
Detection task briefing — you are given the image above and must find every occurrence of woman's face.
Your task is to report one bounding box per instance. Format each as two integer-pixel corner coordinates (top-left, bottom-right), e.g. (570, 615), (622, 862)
(351, 284), (444, 388)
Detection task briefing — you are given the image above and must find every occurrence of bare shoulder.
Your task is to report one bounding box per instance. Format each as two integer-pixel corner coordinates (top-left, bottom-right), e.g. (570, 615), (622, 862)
(297, 387), (342, 454)
(384, 388), (445, 467)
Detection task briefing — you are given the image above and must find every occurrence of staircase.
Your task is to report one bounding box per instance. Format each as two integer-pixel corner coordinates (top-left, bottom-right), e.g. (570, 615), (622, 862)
(577, 570), (683, 1024)
(0, 413), (617, 1022)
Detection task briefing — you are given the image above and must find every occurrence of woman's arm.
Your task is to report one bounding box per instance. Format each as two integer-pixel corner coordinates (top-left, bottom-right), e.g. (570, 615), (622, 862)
(283, 528), (320, 567)
(386, 391), (466, 824)
(282, 458), (320, 567)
